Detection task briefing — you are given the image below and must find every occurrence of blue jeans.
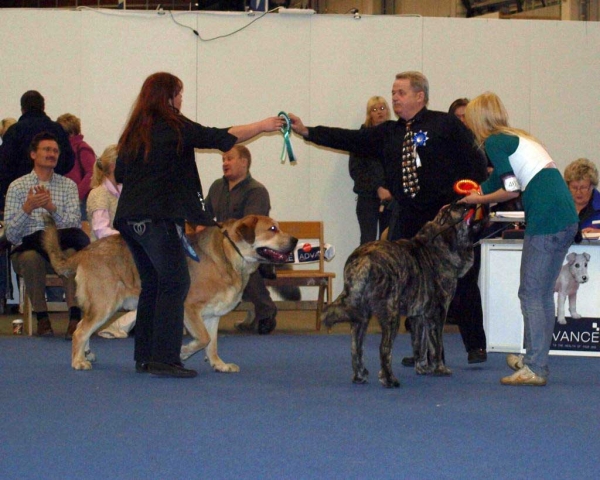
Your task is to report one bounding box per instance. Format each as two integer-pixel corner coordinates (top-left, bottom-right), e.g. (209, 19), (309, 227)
(518, 223), (578, 378)
(115, 218), (190, 365)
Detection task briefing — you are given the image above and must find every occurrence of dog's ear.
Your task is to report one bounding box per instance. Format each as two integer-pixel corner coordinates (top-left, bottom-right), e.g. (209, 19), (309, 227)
(236, 215), (258, 244)
(566, 252), (577, 264)
(584, 252), (591, 262)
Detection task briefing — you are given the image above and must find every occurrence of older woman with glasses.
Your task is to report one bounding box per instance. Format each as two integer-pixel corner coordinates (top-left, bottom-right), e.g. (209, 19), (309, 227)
(564, 158), (600, 234)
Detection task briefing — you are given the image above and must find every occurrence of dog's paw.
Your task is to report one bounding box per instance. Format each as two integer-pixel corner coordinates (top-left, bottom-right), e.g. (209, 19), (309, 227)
(557, 318), (567, 325)
(378, 376), (400, 388)
(415, 364), (433, 375)
(571, 313), (582, 319)
(212, 362), (240, 373)
(352, 366), (369, 384)
(378, 370), (400, 388)
(180, 340), (209, 361)
(180, 346), (200, 361)
(180, 349), (192, 361)
(84, 350), (96, 362)
(352, 374), (369, 384)
(432, 365), (452, 376)
(72, 359), (93, 370)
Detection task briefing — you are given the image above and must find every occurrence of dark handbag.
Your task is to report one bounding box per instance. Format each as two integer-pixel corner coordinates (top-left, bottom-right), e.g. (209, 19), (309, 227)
(10, 227), (90, 262)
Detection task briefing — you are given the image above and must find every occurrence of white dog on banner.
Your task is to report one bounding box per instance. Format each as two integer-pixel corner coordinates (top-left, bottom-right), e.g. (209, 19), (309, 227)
(554, 252), (591, 325)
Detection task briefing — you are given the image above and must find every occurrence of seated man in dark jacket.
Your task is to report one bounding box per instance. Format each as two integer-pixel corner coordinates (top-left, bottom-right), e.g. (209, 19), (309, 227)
(0, 90), (74, 211)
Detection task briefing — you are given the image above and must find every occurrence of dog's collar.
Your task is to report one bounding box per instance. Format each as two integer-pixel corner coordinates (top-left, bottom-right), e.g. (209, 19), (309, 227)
(216, 223), (245, 261)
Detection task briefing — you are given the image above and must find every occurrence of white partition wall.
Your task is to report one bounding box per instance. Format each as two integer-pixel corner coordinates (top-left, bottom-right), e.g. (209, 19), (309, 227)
(481, 240), (600, 357)
(80, 10), (200, 153)
(0, 10), (83, 127)
(1, 10), (599, 298)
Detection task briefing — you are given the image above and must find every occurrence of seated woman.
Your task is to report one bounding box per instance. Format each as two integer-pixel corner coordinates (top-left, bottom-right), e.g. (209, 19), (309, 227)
(87, 145), (136, 338)
(564, 158), (600, 234)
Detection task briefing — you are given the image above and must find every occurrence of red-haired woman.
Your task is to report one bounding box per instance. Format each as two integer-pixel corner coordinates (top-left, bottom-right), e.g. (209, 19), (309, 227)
(114, 72), (284, 378)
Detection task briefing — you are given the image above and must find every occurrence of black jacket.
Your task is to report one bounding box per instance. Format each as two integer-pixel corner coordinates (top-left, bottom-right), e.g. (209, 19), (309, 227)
(114, 117), (237, 225)
(348, 124), (387, 197)
(308, 108), (487, 212)
(307, 108), (487, 239)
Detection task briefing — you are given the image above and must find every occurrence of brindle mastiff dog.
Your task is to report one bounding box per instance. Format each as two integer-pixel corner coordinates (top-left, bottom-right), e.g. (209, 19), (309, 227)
(42, 215), (297, 372)
(322, 202), (484, 388)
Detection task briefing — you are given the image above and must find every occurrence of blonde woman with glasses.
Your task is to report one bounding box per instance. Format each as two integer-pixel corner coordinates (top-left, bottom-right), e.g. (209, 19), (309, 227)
(564, 158), (600, 234)
(348, 96), (393, 245)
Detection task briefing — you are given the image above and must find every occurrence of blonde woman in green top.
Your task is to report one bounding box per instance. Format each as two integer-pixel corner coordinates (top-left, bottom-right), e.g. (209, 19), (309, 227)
(461, 92), (578, 387)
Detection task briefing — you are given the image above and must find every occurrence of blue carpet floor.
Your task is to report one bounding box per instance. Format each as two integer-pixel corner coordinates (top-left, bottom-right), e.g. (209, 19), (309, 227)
(1, 332), (598, 479)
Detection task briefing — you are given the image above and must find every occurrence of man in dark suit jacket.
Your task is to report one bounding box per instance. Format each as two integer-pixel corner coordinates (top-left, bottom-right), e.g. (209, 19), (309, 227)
(0, 90), (74, 210)
(288, 71), (489, 364)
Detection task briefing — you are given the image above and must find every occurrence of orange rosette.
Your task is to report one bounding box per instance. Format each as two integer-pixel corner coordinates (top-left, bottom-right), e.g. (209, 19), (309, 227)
(453, 179), (481, 196)
(454, 179), (485, 221)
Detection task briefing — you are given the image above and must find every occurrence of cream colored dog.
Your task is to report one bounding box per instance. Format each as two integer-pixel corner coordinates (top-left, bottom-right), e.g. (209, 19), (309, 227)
(42, 215), (297, 372)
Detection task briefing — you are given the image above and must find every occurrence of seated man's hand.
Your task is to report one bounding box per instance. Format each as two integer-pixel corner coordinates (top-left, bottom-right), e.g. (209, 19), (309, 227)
(23, 186), (57, 214)
(36, 185), (56, 213)
(24, 186), (48, 214)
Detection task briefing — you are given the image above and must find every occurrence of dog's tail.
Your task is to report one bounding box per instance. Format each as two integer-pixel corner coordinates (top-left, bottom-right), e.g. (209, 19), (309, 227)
(321, 292), (362, 327)
(42, 214), (78, 277)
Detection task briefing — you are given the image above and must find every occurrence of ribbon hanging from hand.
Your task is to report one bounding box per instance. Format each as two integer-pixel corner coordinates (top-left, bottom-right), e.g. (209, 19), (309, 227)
(278, 111), (297, 165)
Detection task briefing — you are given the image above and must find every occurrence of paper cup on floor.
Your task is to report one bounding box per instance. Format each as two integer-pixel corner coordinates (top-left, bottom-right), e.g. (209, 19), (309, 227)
(12, 319), (24, 335)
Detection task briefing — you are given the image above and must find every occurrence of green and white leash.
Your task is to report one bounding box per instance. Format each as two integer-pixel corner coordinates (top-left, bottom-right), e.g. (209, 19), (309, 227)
(278, 111), (297, 165)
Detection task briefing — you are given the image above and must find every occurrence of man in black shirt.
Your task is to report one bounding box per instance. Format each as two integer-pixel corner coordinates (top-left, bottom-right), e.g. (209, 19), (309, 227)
(289, 71), (487, 240)
(288, 71), (488, 363)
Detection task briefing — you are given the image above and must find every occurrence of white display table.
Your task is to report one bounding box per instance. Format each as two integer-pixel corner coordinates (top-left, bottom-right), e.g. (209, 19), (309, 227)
(480, 238), (600, 357)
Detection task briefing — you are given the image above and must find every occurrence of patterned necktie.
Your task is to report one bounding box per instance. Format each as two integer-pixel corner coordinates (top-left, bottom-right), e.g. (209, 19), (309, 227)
(401, 120), (420, 197)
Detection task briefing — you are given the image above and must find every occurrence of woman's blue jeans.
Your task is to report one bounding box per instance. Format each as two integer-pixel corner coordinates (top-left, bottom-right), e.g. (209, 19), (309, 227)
(518, 223), (578, 378)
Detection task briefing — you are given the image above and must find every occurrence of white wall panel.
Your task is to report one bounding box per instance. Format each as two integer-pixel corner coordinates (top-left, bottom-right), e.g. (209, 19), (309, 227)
(0, 10), (82, 124)
(529, 20), (600, 170)
(79, 10), (198, 154)
(423, 17), (531, 124)
(193, 13), (313, 221)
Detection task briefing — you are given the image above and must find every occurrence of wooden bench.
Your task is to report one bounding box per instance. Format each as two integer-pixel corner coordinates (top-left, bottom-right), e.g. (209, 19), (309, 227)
(264, 221), (335, 331)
